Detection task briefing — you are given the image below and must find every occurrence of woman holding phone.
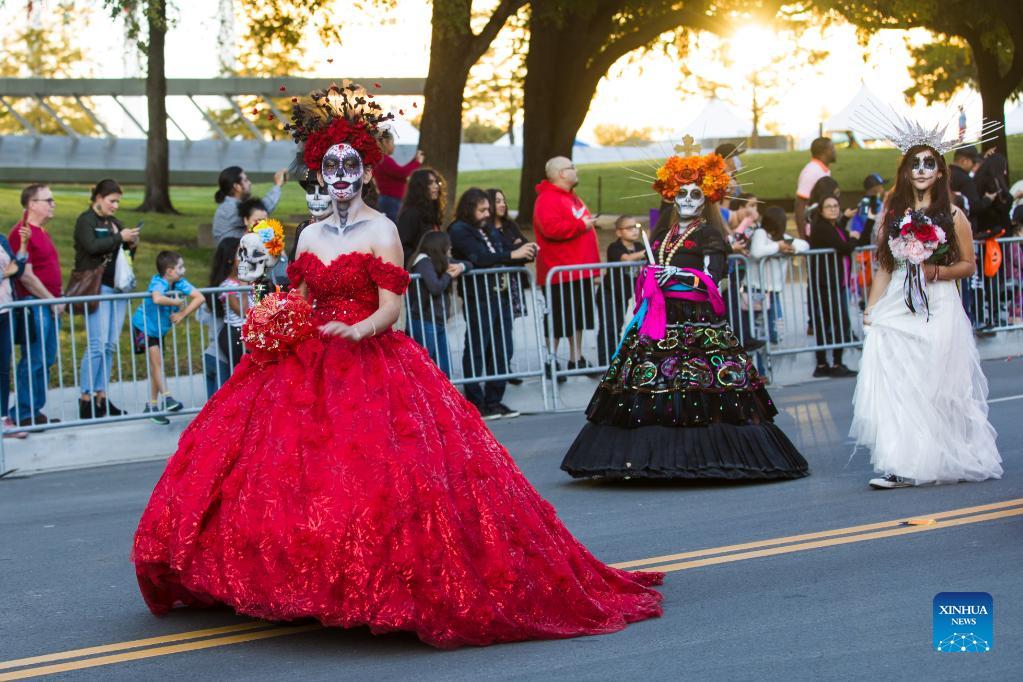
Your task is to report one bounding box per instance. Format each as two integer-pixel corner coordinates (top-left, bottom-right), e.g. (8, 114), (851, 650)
(73, 179), (140, 419)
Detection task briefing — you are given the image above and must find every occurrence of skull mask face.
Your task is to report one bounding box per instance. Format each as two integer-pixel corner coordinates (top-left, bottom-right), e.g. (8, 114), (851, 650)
(321, 143), (364, 202)
(910, 150), (940, 192)
(303, 180), (332, 219)
(236, 232), (280, 283)
(674, 183), (706, 220)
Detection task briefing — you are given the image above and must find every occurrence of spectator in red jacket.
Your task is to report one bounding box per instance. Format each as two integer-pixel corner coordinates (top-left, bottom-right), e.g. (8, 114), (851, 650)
(375, 130), (424, 223)
(533, 156), (600, 374)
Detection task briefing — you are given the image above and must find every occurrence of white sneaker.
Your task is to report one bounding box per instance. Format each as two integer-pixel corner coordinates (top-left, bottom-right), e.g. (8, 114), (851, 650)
(869, 473), (913, 489)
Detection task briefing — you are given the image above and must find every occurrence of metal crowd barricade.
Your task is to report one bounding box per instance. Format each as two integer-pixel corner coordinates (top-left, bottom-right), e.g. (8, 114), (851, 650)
(401, 266), (546, 392)
(0, 285), (251, 473)
(968, 235), (1023, 332)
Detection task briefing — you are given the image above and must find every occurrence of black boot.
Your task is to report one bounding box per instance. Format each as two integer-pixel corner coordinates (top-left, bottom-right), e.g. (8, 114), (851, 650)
(96, 396), (126, 417)
(79, 397), (98, 420)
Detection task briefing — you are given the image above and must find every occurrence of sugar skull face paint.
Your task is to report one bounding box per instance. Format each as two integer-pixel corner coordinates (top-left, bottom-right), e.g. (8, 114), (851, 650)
(321, 143), (364, 202)
(674, 183), (705, 220)
(910, 150), (939, 192)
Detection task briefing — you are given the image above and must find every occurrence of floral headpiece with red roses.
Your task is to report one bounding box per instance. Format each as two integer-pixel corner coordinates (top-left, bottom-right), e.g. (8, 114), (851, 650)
(284, 81), (394, 178)
(653, 152), (731, 203)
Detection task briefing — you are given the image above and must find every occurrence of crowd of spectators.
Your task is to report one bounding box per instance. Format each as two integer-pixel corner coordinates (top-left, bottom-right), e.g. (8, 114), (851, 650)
(5, 131), (1021, 435)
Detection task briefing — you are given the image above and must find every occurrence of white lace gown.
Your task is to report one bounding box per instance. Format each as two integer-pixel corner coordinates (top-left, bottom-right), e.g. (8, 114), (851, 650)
(850, 267), (1002, 484)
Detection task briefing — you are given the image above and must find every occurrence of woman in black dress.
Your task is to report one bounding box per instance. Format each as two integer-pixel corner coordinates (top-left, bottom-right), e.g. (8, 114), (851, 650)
(561, 152), (808, 480)
(807, 195), (858, 378)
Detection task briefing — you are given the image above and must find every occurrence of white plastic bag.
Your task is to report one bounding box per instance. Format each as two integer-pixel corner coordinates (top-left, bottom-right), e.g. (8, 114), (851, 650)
(113, 247), (136, 292)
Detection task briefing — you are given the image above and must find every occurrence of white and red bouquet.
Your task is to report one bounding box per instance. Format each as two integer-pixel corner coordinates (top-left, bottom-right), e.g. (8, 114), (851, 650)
(888, 210), (949, 265)
(888, 210), (951, 317)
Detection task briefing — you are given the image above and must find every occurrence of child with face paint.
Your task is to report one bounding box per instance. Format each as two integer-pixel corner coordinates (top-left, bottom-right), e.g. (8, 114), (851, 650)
(132, 83), (665, 647)
(562, 152), (808, 481)
(130, 250), (205, 424)
(852, 137), (1002, 489)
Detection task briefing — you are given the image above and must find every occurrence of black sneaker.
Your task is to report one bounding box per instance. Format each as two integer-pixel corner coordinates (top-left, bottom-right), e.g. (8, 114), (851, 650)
(479, 406), (502, 421)
(869, 473), (912, 489)
(507, 378), (523, 386)
(162, 395), (184, 412)
(143, 404), (170, 425)
(491, 403), (520, 418)
(830, 364), (858, 377)
(546, 362), (567, 384)
(812, 364), (832, 378)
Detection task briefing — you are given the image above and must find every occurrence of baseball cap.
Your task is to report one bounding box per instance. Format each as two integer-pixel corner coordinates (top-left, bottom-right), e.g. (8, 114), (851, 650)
(863, 173), (885, 190)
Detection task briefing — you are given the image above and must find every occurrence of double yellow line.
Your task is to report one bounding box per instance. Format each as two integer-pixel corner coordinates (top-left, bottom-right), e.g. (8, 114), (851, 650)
(2, 497), (1021, 679)
(611, 497), (1023, 573)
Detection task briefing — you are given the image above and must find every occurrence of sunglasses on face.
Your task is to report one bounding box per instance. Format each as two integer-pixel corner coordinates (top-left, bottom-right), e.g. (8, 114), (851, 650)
(676, 188), (703, 200)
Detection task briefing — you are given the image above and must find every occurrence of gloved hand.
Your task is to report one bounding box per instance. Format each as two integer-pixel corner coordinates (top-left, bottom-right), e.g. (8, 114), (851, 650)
(655, 265), (684, 287)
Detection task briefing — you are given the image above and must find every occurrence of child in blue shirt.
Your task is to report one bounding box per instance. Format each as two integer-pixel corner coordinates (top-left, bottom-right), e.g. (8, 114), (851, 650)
(131, 250), (204, 424)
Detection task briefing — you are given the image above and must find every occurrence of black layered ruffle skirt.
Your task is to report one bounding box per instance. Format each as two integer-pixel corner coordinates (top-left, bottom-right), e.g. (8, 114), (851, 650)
(561, 300), (808, 480)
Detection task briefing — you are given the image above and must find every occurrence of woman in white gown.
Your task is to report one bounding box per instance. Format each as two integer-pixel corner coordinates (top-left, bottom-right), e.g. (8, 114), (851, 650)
(851, 143), (1002, 488)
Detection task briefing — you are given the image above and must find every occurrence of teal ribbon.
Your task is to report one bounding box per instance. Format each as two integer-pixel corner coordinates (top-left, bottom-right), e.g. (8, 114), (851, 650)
(610, 281), (697, 362)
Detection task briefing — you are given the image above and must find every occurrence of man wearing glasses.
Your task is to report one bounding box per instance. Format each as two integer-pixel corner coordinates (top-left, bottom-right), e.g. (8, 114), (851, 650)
(8, 184), (64, 428)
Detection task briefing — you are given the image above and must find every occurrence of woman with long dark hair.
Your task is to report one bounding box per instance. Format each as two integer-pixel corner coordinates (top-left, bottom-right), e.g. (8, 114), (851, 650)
(562, 152), (807, 480)
(397, 168), (446, 264)
(852, 143), (1001, 489)
(74, 179), (140, 419)
(807, 195), (858, 377)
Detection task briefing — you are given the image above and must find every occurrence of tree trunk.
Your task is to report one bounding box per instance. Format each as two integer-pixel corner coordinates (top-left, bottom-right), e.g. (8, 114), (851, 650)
(418, 35), (472, 218)
(137, 0), (176, 213)
(970, 44), (1009, 158)
(517, 19), (593, 224)
(417, 0), (526, 219)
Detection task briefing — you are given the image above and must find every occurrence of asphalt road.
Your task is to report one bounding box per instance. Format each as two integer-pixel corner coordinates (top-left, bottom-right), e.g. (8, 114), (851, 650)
(2, 360), (1022, 680)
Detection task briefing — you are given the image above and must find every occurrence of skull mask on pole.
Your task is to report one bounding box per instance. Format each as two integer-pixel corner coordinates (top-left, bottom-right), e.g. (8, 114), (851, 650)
(237, 221), (284, 283)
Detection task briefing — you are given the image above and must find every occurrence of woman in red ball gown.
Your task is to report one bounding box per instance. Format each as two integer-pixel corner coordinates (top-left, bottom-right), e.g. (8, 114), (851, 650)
(131, 85), (662, 649)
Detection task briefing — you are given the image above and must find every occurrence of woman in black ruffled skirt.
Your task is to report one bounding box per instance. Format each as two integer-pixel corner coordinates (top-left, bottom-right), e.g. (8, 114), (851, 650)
(561, 151), (808, 480)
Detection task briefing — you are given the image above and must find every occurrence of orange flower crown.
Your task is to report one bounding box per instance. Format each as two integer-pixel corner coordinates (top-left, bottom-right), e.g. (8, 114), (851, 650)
(250, 218), (286, 258)
(653, 153), (731, 203)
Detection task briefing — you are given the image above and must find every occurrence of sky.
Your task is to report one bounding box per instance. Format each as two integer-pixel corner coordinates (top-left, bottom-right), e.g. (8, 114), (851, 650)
(0, 0), (1001, 146)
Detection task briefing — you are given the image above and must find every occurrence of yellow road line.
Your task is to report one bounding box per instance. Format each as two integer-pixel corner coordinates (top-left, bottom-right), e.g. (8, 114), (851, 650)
(0, 625), (321, 681)
(636, 507), (1023, 573)
(2, 498), (1021, 677)
(0, 622), (270, 671)
(611, 497), (1023, 569)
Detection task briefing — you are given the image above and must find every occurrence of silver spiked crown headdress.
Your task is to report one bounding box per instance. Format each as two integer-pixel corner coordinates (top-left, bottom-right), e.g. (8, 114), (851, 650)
(850, 99), (1002, 155)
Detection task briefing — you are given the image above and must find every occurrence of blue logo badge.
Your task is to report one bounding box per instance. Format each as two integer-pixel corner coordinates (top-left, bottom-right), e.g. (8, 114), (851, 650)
(933, 592), (993, 652)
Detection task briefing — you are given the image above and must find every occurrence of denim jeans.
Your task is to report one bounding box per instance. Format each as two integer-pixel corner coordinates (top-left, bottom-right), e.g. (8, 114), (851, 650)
(203, 352), (232, 400)
(462, 295), (513, 409)
(407, 317), (451, 377)
(13, 297), (59, 422)
(79, 285), (129, 394)
(378, 194), (401, 223)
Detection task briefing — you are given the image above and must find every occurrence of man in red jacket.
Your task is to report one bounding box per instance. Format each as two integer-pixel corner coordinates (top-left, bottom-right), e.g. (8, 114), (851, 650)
(533, 156), (600, 375)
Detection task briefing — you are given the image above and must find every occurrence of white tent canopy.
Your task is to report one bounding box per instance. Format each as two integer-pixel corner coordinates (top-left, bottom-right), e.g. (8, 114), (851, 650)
(674, 98), (751, 140)
(1006, 104), (1023, 135)
(826, 85), (886, 134)
(384, 117), (420, 145)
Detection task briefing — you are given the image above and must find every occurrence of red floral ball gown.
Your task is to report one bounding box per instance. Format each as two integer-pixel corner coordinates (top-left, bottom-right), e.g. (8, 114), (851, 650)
(132, 250), (663, 649)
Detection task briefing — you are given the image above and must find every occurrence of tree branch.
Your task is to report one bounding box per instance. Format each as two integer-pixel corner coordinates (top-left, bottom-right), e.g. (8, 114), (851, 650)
(462, 0), (528, 72)
(586, 6), (715, 78)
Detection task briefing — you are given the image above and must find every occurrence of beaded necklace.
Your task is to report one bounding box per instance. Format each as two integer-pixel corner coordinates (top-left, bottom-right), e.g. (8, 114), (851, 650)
(657, 218), (702, 265)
